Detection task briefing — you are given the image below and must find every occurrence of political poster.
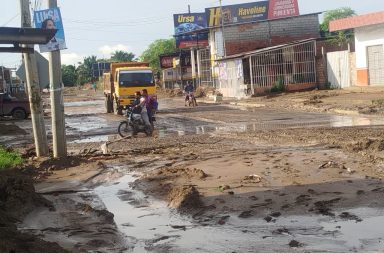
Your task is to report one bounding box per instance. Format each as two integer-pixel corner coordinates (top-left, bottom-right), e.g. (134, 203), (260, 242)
(173, 13), (208, 49)
(34, 7), (67, 53)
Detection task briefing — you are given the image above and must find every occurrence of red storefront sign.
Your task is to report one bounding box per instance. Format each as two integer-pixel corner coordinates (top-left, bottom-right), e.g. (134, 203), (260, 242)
(268, 0), (299, 19)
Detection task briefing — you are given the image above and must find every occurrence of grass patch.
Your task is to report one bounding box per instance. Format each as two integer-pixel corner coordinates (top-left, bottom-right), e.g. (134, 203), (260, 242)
(0, 147), (24, 170)
(372, 99), (384, 107)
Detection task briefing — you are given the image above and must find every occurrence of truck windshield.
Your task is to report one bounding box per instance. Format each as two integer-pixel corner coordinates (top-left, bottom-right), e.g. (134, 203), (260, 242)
(119, 70), (154, 87)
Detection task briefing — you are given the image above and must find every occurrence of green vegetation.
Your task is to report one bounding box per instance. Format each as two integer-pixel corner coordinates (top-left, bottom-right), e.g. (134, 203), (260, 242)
(140, 38), (176, 73)
(111, 51), (136, 62)
(62, 64), (77, 86)
(321, 7), (356, 47)
(321, 7), (356, 33)
(61, 37), (175, 87)
(270, 77), (285, 93)
(61, 50), (137, 87)
(324, 82), (333, 90)
(372, 99), (384, 107)
(0, 147), (24, 170)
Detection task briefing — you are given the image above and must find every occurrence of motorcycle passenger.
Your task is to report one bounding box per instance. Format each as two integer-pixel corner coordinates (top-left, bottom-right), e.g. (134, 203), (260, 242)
(142, 89), (158, 130)
(134, 89), (151, 130)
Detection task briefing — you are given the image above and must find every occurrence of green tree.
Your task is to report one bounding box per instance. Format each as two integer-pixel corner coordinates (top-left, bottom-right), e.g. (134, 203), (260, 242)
(111, 51), (135, 62)
(140, 38), (176, 73)
(321, 7), (356, 33)
(61, 65), (77, 87)
(321, 7), (356, 47)
(76, 55), (97, 85)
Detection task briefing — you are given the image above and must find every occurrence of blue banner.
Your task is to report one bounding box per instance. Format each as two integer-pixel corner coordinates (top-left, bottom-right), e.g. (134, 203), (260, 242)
(173, 13), (208, 49)
(34, 7), (67, 53)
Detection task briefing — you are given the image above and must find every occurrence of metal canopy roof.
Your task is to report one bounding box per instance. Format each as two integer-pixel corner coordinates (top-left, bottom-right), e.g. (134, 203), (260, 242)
(0, 27), (57, 53)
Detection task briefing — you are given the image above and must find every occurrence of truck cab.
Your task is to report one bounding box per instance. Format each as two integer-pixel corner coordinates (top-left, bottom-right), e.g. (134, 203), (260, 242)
(115, 68), (155, 106)
(0, 93), (30, 119)
(103, 62), (156, 114)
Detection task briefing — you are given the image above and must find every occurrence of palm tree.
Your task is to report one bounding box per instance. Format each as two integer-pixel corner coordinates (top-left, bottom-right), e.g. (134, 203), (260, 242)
(110, 51), (135, 62)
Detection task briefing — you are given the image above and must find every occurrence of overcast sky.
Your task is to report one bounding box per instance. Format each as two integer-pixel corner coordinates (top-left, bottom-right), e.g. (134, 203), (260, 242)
(1, 0), (383, 67)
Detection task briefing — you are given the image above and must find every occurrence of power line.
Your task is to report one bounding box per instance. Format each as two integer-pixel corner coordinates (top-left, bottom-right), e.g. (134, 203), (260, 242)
(65, 17), (170, 26)
(66, 36), (173, 43)
(1, 13), (20, 26)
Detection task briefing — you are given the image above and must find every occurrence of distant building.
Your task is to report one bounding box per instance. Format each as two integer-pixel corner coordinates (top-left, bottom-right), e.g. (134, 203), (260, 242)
(330, 11), (384, 86)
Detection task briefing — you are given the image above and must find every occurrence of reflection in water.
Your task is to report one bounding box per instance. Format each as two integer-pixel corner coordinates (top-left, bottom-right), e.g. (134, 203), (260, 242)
(159, 113), (384, 138)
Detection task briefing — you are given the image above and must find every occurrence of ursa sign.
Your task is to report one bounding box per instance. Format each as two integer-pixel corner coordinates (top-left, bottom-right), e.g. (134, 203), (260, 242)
(173, 13), (209, 49)
(34, 7), (67, 53)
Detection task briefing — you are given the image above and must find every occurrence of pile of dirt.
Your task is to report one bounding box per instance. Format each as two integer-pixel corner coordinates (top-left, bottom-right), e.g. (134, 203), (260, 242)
(168, 185), (202, 212)
(155, 167), (208, 180)
(133, 167), (207, 213)
(0, 169), (68, 253)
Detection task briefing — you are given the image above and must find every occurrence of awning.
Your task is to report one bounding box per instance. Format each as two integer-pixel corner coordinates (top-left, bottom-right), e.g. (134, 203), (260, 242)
(0, 27), (57, 53)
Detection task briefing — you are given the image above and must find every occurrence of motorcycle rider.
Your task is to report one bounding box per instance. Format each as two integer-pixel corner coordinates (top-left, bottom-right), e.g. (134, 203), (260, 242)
(131, 91), (142, 114)
(184, 81), (197, 106)
(134, 89), (152, 131)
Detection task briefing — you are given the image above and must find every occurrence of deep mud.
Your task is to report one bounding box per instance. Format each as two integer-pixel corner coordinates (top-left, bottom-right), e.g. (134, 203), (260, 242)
(0, 169), (68, 253)
(3, 88), (384, 252)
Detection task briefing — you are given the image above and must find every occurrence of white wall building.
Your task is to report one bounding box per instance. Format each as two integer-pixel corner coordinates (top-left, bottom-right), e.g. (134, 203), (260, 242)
(330, 11), (384, 86)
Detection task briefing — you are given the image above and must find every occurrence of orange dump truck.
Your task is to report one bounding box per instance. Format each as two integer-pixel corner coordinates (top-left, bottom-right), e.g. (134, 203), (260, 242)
(103, 62), (155, 114)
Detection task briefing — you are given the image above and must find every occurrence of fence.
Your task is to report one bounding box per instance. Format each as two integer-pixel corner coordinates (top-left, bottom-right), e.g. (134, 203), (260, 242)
(198, 48), (215, 87)
(249, 40), (317, 90)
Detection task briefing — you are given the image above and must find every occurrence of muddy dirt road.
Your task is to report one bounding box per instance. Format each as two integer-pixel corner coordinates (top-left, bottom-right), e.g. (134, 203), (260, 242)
(2, 90), (384, 252)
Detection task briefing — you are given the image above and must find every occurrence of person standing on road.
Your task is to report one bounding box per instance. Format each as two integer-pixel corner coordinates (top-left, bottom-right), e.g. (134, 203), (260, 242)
(92, 81), (97, 92)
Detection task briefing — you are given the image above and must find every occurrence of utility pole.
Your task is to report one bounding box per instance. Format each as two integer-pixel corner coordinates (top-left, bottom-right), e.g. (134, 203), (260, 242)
(20, 0), (49, 157)
(219, 0), (227, 57)
(48, 0), (67, 157)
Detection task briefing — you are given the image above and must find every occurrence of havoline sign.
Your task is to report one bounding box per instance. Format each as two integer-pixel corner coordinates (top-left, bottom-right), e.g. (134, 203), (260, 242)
(206, 1), (269, 27)
(205, 0), (299, 27)
(173, 13), (209, 49)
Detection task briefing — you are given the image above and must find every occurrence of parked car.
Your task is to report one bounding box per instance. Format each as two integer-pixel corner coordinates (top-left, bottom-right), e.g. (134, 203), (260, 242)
(0, 93), (30, 119)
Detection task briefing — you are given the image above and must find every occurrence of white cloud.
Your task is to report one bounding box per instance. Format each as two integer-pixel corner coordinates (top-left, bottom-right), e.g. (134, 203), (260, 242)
(41, 52), (84, 66)
(98, 44), (132, 58)
(61, 53), (84, 66)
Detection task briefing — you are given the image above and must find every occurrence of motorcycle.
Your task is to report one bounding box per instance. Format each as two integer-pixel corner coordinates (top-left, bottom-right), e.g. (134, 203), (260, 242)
(118, 106), (153, 137)
(185, 91), (197, 107)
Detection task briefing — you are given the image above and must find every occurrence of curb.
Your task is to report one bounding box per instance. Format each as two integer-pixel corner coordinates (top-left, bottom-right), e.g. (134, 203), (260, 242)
(229, 102), (266, 108)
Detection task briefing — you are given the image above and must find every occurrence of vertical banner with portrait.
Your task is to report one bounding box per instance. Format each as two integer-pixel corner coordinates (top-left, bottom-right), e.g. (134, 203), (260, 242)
(34, 8), (67, 53)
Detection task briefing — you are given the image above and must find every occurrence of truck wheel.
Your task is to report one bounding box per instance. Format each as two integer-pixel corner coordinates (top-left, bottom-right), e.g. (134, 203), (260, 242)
(12, 108), (27, 119)
(115, 101), (123, 115)
(105, 95), (113, 113)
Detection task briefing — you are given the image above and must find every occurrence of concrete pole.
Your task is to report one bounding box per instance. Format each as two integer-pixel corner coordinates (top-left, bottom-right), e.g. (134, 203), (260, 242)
(20, 0), (49, 157)
(196, 50), (201, 87)
(48, 0), (67, 157)
(191, 49), (196, 86)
